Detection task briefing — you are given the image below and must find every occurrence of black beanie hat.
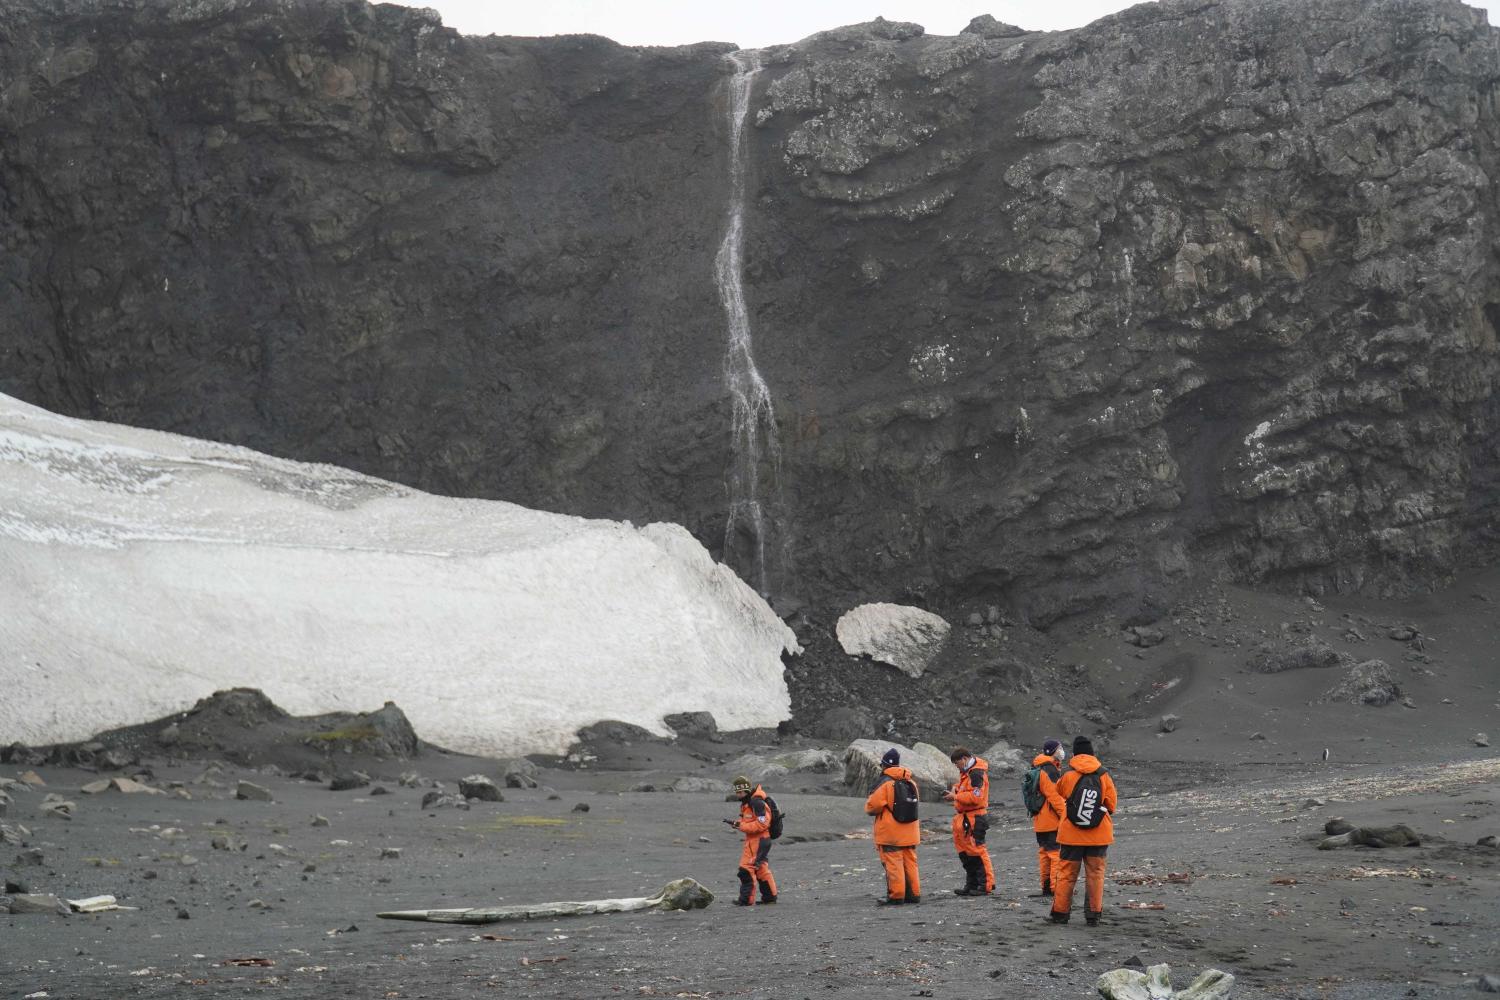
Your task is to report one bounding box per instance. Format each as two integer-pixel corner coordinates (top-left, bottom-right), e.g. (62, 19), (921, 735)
(881, 748), (901, 767)
(1072, 735), (1095, 756)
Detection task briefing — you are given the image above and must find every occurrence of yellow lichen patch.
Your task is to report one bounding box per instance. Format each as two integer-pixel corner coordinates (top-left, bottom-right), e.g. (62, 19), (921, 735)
(304, 725), (378, 743)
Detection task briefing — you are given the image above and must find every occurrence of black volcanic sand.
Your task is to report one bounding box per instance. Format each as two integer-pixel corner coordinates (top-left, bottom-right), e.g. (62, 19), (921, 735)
(4, 574), (1499, 999)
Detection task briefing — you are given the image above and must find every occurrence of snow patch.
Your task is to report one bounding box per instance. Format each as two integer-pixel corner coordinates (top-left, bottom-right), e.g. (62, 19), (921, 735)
(835, 602), (951, 678)
(0, 393), (800, 756)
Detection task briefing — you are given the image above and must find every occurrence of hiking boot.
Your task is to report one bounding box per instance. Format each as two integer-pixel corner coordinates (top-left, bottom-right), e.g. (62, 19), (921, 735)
(952, 887), (979, 896)
(904, 895), (921, 905)
(1048, 911), (1070, 924)
(731, 899), (753, 907)
(875, 898), (904, 907)
(759, 894), (778, 905)
(1085, 911), (1101, 927)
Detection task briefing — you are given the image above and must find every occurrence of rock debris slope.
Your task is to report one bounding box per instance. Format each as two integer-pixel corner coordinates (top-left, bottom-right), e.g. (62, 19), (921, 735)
(0, 0), (1496, 627)
(0, 393), (799, 753)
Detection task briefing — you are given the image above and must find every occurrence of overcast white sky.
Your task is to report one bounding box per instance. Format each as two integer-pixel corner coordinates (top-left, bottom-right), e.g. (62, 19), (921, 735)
(389, 0), (1495, 48)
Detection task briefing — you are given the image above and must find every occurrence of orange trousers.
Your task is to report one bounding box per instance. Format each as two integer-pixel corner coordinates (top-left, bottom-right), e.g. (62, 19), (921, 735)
(1052, 852), (1107, 917)
(878, 845), (920, 901)
(737, 836), (777, 903)
(952, 813), (994, 891)
(1035, 831), (1059, 892)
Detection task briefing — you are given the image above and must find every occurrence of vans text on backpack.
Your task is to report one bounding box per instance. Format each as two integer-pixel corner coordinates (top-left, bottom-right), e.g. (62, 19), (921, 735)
(1065, 769), (1109, 829)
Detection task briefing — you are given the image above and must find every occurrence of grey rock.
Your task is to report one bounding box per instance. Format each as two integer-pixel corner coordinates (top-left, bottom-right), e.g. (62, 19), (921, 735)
(668, 776), (732, 794)
(962, 14), (1027, 39)
(1249, 731), (1267, 741)
(39, 794), (76, 820)
(663, 712), (720, 742)
(1475, 733), (1491, 748)
(843, 740), (957, 802)
(1250, 637), (1352, 674)
(6, 893), (68, 916)
(329, 772), (370, 792)
(5, 877), (30, 894)
(1325, 819), (1355, 836)
(176, 907), (191, 919)
(1478, 835), (1498, 848)
(728, 748), (841, 787)
(419, 791), (469, 810)
(458, 775), (503, 802)
(571, 802), (590, 813)
(1478, 973), (1500, 992)
(380, 847), (401, 859)
(236, 780), (274, 801)
(1321, 660), (1401, 706)
(813, 707), (877, 743)
(1387, 626), (1418, 641)
(1127, 626), (1166, 648)
(1159, 714), (1180, 733)
(311, 815), (330, 827)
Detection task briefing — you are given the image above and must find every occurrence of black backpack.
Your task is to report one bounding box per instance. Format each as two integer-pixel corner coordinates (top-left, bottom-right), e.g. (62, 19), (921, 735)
(760, 794), (786, 839)
(1065, 768), (1109, 829)
(885, 775), (920, 823)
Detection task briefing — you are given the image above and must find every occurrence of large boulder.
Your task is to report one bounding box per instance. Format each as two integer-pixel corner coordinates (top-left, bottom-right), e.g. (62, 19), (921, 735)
(1249, 636), (1352, 673)
(1321, 660), (1401, 706)
(980, 740), (1027, 775)
(843, 740), (958, 801)
(835, 603), (951, 678)
(727, 748), (842, 787)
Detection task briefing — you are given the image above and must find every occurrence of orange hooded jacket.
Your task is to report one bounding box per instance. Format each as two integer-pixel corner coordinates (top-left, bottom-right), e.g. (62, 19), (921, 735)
(1030, 753), (1063, 834)
(950, 755), (990, 815)
(1046, 754), (1116, 846)
(737, 785), (773, 838)
(864, 766), (920, 847)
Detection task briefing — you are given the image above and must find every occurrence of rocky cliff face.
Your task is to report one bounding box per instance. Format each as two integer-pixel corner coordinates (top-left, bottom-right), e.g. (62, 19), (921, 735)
(2, 0), (1498, 629)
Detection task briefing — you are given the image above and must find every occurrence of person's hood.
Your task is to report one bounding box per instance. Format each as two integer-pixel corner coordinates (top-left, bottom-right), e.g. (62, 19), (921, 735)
(1069, 754), (1102, 774)
(882, 765), (913, 781)
(1032, 753), (1059, 767)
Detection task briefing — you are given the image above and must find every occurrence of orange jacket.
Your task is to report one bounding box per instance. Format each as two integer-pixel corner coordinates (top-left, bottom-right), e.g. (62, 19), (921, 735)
(1030, 754), (1064, 833)
(737, 786), (772, 840)
(1047, 754), (1116, 846)
(950, 755), (990, 815)
(864, 766), (920, 847)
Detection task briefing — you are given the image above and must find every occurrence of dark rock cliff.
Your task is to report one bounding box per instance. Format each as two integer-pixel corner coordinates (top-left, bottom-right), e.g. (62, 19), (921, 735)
(3, 0), (1498, 632)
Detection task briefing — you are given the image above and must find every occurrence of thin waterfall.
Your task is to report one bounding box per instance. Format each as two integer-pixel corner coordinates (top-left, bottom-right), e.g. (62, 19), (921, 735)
(715, 49), (780, 595)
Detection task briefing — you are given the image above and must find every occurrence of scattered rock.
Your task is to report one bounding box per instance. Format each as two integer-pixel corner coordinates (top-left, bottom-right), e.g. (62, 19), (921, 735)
(380, 847), (402, 860)
(668, 776), (731, 794)
(369, 785), (390, 796)
(1477, 973), (1500, 992)
(398, 772), (422, 788)
(1387, 626), (1418, 641)
(176, 907), (191, 920)
(571, 803), (590, 813)
(1318, 824), (1422, 850)
(15, 848), (45, 866)
(1126, 626), (1166, 648)
(210, 835), (233, 851)
(1475, 733), (1491, 748)
(329, 772), (370, 792)
(19, 771), (46, 787)
(1249, 636), (1352, 673)
(1097, 963), (1234, 1000)
(1249, 732), (1267, 741)
(418, 791), (468, 810)
(1478, 835), (1497, 848)
(502, 758), (541, 788)
(80, 777), (165, 796)
(458, 775), (503, 802)
(835, 602), (951, 678)
(1321, 659), (1401, 706)
(39, 794), (76, 820)
(311, 815), (330, 827)
(979, 739), (1027, 774)
(1159, 714), (1180, 733)
(236, 780), (274, 802)
(5, 893), (69, 916)
(1325, 819), (1354, 836)
(630, 783), (656, 793)
(5, 877), (30, 894)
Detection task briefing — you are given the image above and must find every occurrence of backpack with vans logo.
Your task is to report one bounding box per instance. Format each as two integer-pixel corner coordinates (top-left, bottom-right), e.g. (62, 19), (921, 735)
(1022, 762), (1060, 816)
(1065, 768), (1109, 829)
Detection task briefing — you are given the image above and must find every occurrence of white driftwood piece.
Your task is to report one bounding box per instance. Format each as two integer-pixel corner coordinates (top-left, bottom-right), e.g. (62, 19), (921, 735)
(378, 877), (714, 924)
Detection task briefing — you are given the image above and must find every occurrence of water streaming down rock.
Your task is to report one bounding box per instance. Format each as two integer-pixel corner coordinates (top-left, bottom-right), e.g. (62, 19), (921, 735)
(715, 50), (781, 595)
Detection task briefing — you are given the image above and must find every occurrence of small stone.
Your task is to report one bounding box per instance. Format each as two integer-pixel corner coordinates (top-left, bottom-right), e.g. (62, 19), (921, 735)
(458, 775), (503, 802)
(966, 612), (984, 627)
(630, 783), (656, 793)
(176, 907), (190, 920)
(141, 871), (157, 880)
(5, 877), (30, 893)
(303, 863), (317, 872)
(1474, 733), (1491, 748)
(236, 781), (273, 802)
(311, 815), (330, 827)
(7, 893), (68, 915)
(16, 848), (45, 866)
(1339, 897), (1356, 909)
(329, 772), (370, 792)
(1477, 973), (1500, 992)
(1477, 835), (1497, 848)
(1302, 797), (1325, 808)
(380, 847), (402, 860)
(571, 802), (590, 813)
(247, 898), (269, 909)
(179, 854), (199, 866)
(398, 772), (421, 788)
(1159, 714), (1180, 733)
(1127, 626), (1166, 648)
(1387, 626), (1418, 641)
(1249, 731), (1267, 741)
(697, 836), (711, 843)
(210, 835), (232, 851)
(369, 786), (390, 796)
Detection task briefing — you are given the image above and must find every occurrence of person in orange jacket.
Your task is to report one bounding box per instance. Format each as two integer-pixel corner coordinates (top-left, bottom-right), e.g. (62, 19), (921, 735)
(728, 775), (778, 906)
(863, 748), (921, 906)
(1045, 736), (1118, 926)
(943, 746), (994, 896)
(1028, 738), (1066, 897)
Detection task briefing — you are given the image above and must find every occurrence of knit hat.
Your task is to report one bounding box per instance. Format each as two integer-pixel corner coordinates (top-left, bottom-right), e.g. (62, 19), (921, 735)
(1042, 738), (1062, 755)
(880, 748), (901, 767)
(732, 775), (752, 795)
(1072, 735), (1094, 756)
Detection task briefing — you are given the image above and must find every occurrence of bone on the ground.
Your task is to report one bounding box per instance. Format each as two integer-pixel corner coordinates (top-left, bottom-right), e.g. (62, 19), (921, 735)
(1096, 963), (1235, 999)
(377, 877), (714, 924)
